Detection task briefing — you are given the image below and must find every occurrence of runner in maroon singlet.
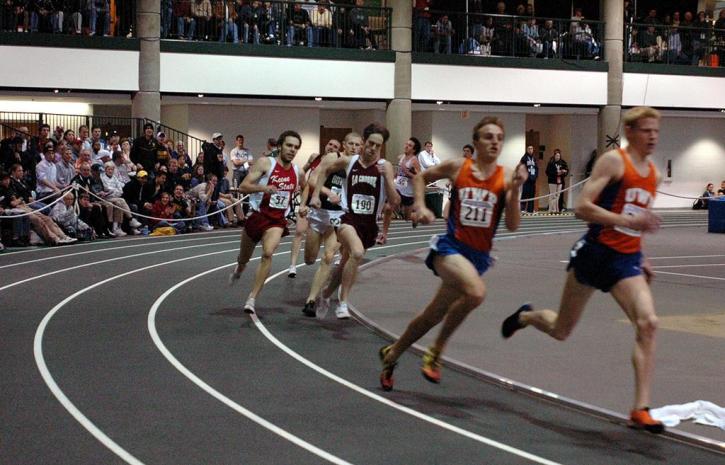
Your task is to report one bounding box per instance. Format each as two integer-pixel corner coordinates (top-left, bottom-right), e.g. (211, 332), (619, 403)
(229, 130), (304, 314)
(309, 123), (400, 319)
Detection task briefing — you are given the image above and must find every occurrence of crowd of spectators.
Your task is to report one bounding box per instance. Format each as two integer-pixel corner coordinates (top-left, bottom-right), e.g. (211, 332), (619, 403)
(625, 4), (725, 65)
(0, 122), (258, 250)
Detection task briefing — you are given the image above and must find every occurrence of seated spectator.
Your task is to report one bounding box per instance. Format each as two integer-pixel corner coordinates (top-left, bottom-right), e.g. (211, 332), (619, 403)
(150, 191), (186, 234)
(215, 0), (238, 43)
(0, 170), (31, 247)
(122, 170), (155, 218)
(175, 0), (195, 39)
(666, 23), (689, 64)
(260, 1), (280, 44)
(540, 19), (559, 58)
(56, 147), (76, 190)
(77, 191), (112, 238)
(101, 162), (140, 236)
(522, 17), (542, 57)
(176, 155), (193, 190)
(120, 138), (132, 164)
(91, 140), (111, 166)
(112, 150), (134, 185)
(75, 148), (93, 171)
(218, 165), (243, 226)
(35, 141), (62, 202)
(239, 0), (262, 44)
(148, 170), (169, 206)
(65, 1), (83, 34)
(187, 173), (222, 231)
(174, 141), (193, 166)
(638, 25), (662, 62)
(346, 0), (375, 49)
(693, 183), (715, 209)
(190, 163), (206, 188)
(170, 184), (193, 224)
(50, 191), (95, 241)
(581, 22), (600, 58)
(433, 14), (454, 54)
(287, 1), (311, 46)
(718, 180), (725, 196)
(131, 122), (160, 174)
(691, 11), (710, 66)
(5, 164), (75, 245)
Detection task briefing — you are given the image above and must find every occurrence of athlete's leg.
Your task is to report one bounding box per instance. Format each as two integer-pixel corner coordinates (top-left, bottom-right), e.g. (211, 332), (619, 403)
(288, 214), (308, 273)
(234, 229), (258, 275)
(519, 270), (595, 340)
(306, 228), (338, 302)
(336, 224), (365, 304)
(610, 275), (658, 410)
(247, 227), (284, 299)
(322, 245), (347, 299)
(378, 202), (392, 244)
(303, 225), (322, 265)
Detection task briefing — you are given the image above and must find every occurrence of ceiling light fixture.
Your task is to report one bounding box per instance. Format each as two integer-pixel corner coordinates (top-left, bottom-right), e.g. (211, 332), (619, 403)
(436, 101), (443, 105)
(53, 89), (59, 94)
(315, 97), (323, 101)
(197, 93), (204, 98)
(533, 103), (541, 107)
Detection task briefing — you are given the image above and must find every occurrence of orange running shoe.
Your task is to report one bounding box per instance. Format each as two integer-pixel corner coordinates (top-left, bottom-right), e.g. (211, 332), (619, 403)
(629, 407), (665, 434)
(421, 347), (442, 384)
(379, 345), (396, 391)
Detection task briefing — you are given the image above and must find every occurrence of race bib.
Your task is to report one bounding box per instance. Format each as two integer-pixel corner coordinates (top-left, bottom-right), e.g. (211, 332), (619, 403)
(459, 199), (493, 227)
(351, 194), (375, 215)
(395, 176), (408, 188)
(614, 203), (644, 237)
(269, 191), (290, 209)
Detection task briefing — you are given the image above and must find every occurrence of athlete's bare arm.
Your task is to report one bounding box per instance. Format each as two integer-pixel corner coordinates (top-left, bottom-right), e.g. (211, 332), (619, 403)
(575, 150), (659, 233)
(240, 156), (277, 194)
(412, 158), (465, 225)
(309, 155), (350, 209)
(503, 163), (528, 232)
(302, 153), (319, 173)
(381, 160), (401, 207)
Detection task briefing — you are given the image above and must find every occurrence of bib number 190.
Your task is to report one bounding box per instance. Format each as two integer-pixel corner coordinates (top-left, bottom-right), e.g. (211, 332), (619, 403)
(351, 194), (375, 215)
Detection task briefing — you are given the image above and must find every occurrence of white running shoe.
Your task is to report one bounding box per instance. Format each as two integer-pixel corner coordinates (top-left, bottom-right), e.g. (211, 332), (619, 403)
(201, 224), (214, 232)
(129, 218), (142, 228)
(288, 265), (297, 278)
(243, 297), (256, 314)
(228, 265), (241, 285)
(335, 302), (350, 319)
(113, 226), (127, 237)
(316, 296), (331, 319)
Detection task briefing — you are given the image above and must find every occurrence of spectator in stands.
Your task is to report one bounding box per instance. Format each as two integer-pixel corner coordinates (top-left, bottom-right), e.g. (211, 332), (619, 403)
(122, 170), (154, 218)
(218, 165), (243, 225)
(7, 164), (75, 245)
(215, 0), (238, 43)
(50, 191), (94, 241)
(413, 0), (432, 52)
(75, 148), (93, 171)
(347, 0), (375, 49)
(515, 3), (526, 16)
(310, 1), (334, 47)
(666, 22), (688, 64)
(522, 17), (541, 56)
(65, 0), (83, 34)
(161, 0), (173, 38)
(176, 154), (193, 189)
(718, 180), (725, 196)
(174, 141), (192, 166)
(639, 25), (661, 62)
(150, 191), (186, 234)
(51, 125), (64, 145)
(433, 14), (454, 54)
(175, 0), (195, 39)
(642, 9), (659, 25)
(1, 137), (26, 173)
(148, 170), (169, 206)
(62, 129), (78, 159)
(91, 140), (111, 166)
(56, 147), (76, 189)
(681, 11), (695, 56)
(35, 142), (61, 201)
(261, 137), (277, 157)
(119, 137), (132, 162)
(0, 170), (31, 246)
(581, 22), (600, 58)
(417, 141), (441, 171)
(171, 184), (193, 224)
(492, 1), (513, 55)
(202, 132), (224, 181)
(90, 125), (106, 149)
(717, 10), (725, 67)
(106, 132), (120, 154)
(187, 173), (218, 231)
(693, 183), (715, 209)
(77, 125), (91, 151)
(131, 122), (160, 174)
(287, 1), (311, 46)
(101, 161), (140, 235)
(33, 123), (51, 155)
(541, 19), (558, 58)
(237, 0), (261, 44)
(192, 151), (205, 174)
(111, 150), (133, 184)
(691, 11), (709, 65)
(192, 0), (212, 40)
(9, 163), (35, 206)
(2, 1), (15, 32)
(545, 149), (567, 213)
(76, 190), (111, 238)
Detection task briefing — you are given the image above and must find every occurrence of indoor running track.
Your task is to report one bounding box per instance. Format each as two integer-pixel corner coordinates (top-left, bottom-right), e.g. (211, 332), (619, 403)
(1, 215), (722, 465)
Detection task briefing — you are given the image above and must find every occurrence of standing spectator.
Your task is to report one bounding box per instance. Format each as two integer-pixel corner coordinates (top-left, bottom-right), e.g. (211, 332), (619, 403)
(130, 123), (160, 174)
(716, 10), (725, 67)
(175, 0), (195, 39)
(192, 0), (212, 40)
(545, 149), (568, 213)
(541, 19), (558, 58)
(309, 1), (334, 47)
(691, 11), (710, 65)
(492, 1), (513, 55)
(519, 145), (538, 213)
(229, 134), (253, 188)
(261, 137), (277, 157)
(35, 142), (61, 201)
(202, 132), (224, 181)
(347, 0), (374, 49)
(65, 0), (83, 34)
(433, 14), (454, 54)
(413, 0), (432, 52)
(666, 23), (688, 64)
(160, 0), (173, 38)
(417, 141), (441, 171)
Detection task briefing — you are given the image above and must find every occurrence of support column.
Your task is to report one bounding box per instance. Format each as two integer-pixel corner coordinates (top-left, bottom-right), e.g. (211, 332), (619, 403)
(385, 0), (412, 161)
(597, 1), (624, 157)
(132, 0), (160, 122)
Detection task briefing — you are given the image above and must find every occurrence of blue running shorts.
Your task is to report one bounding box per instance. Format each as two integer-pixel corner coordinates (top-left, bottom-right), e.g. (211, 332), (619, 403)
(425, 234), (493, 276)
(567, 236), (643, 293)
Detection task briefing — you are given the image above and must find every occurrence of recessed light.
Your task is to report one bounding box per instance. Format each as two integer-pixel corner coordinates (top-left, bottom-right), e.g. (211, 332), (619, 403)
(533, 103), (541, 107)
(436, 101), (443, 105)
(314, 97), (322, 101)
(197, 93), (204, 98)
(53, 89), (59, 94)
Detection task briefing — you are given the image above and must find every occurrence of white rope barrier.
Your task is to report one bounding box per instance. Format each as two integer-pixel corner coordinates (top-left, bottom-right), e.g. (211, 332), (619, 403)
(424, 177), (590, 202)
(77, 185), (249, 223)
(655, 190), (721, 201)
(0, 185), (75, 219)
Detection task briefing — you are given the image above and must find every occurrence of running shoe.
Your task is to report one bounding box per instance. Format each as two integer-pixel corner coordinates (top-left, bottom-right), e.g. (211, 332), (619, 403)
(375, 234), (387, 245)
(629, 408), (665, 434)
(243, 297), (255, 314)
(316, 296), (330, 319)
(335, 302), (350, 319)
(501, 303), (532, 339)
(421, 347), (442, 384)
(288, 265), (297, 278)
(302, 301), (316, 317)
(228, 265), (241, 286)
(379, 345), (397, 391)
(129, 218), (142, 228)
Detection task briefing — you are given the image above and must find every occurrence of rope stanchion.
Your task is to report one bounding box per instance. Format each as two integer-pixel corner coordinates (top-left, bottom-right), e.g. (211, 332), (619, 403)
(78, 185), (249, 223)
(0, 185), (75, 219)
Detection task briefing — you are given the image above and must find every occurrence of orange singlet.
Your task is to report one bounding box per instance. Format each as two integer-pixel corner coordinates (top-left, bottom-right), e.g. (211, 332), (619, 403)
(587, 148), (657, 254)
(447, 159), (506, 253)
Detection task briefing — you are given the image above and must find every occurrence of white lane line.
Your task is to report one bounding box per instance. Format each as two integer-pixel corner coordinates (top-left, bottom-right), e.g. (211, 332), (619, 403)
(652, 264), (725, 269)
(648, 255), (725, 260)
(655, 271), (725, 281)
(253, 266), (562, 465)
(34, 247), (240, 465)
(148, 256), (355, 465)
